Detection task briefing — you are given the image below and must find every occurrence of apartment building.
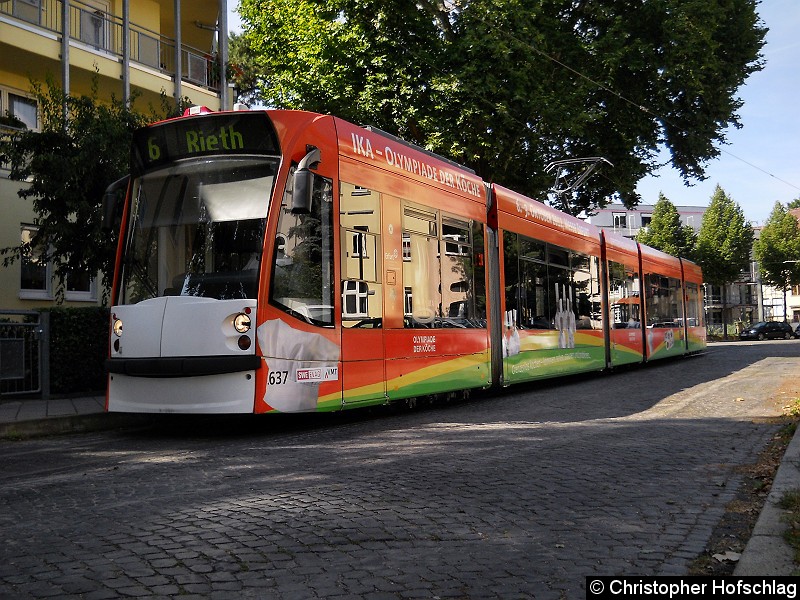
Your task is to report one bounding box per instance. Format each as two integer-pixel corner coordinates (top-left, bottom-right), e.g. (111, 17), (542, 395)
(0, 0), (229, 309)
(585, 202), (707, 239)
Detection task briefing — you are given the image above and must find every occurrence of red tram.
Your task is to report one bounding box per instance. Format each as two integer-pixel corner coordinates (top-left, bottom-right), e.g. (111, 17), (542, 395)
(104, 108), (705, 413)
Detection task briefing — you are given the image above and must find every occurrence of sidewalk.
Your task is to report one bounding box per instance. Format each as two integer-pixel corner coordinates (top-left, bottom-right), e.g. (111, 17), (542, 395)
(0, 394), (149, 439)
(1, 393), (798, 576)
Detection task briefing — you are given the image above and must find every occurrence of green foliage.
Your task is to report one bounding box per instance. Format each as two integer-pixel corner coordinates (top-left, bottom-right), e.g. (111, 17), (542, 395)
(229, 32), (264, 106)
(636, 193), (696, 258)
(779, 489), (800, 567)
(0, 77), (192, 305)
(236, 0), (765, 214)
(754, 202), (800, 291)
(695, 186), (753, 287)
(0, 75), (149, 304)
(42, 306), (109, 394)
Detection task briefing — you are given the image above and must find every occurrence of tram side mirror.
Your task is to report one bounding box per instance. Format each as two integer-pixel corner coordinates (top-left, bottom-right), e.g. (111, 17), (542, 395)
(101, 175), (130, 232)
(291, 147), (321, 215)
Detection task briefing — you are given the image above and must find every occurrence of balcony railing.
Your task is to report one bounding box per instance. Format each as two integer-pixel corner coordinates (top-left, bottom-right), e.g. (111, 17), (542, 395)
(1, 0), (220, 92)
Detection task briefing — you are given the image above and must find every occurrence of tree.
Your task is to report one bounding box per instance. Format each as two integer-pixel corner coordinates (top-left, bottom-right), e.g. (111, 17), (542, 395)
(695, 185), (754, 337)
(787, 198), (800, 210)
(234, 0), (765, 214)
(754, 202), (800, 321)
(0, 77), (150, 303)
(636, 193), (696, 258)
(229, 31), (264, 106)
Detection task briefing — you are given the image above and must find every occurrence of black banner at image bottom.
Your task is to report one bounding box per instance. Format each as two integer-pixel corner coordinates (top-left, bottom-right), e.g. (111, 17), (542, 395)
(586, 576), (799, 600)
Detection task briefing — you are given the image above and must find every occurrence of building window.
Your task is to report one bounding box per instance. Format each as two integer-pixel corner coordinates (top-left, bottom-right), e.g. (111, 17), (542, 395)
(8, 93), (38, 130)
(76, 0), (111, 50)
(1, 88), (39, 133)
(80, 9), (107, 50)
(404, 287), (413, 316)
(351, 226), (369, 258)
(613, 212), (627, 229)
(342, 280), (369, 318)
(65, 268), (98, 302)
(12, 0), (41, 25)
(640, 214), (652, 228)
(19, 226), (52, 299)
(18, 226), (97, 302)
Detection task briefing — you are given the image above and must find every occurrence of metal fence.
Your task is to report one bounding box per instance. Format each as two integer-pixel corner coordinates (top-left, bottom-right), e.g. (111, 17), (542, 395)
(0, 310), (49, 399)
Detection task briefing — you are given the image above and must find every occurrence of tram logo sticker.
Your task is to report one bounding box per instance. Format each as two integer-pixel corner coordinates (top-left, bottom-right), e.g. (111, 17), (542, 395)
(664, 329), (675, 350)
(296, 366), (339, 382)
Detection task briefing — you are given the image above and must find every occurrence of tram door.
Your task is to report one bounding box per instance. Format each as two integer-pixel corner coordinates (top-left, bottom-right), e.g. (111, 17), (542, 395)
(340, 183), (386, 405)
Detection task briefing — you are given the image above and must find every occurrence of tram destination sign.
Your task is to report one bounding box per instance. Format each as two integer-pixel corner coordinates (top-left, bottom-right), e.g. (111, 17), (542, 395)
(133, 112), (280, 171)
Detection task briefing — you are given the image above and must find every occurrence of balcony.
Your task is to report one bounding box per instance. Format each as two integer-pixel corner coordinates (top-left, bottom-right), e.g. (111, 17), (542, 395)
(0, 0), (221, 92)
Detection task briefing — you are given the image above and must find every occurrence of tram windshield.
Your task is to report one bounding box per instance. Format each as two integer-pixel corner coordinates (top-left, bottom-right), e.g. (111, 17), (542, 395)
(118, 156), (278, 304)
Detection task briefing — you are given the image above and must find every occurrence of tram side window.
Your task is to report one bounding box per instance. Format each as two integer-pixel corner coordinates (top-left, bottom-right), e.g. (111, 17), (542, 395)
(609, 261), (640, 329)
(340, 182), (383, 328)
(684, 282), (703, 327)
(441, 217), (485, 327)
(471, 221), (487, 325)
(644, 273), (683, 327)
(503, 231), (521, 324)
(270, 170), (334, 327)
(505, 232), (551, 329)
(572, 252), (601, 330)
(401, 206), (484, 329)
(503, 233), (600, 332)
(403, 205), (440, 327)
(503, 232), (556, 330)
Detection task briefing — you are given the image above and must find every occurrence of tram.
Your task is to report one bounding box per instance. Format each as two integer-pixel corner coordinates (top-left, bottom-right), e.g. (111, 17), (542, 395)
(104, 107), (705, 413)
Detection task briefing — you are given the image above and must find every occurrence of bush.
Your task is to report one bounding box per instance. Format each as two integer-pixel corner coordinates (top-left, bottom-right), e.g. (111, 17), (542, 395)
(42, 307), (109, 395)
(706, 324), (738, 341)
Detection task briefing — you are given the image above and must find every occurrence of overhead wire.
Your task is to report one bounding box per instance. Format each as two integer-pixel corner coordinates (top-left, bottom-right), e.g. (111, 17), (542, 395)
(436, 0), (800, 195)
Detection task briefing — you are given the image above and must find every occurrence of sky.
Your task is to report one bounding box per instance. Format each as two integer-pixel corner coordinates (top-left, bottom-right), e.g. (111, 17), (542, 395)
(635, 0), (800, 225)
(226, 1), (800, 225)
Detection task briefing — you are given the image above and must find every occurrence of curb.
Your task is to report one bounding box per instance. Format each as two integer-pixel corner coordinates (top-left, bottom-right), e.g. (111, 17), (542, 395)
(0, 413), (154, 440)
(735, 425), (800, 575)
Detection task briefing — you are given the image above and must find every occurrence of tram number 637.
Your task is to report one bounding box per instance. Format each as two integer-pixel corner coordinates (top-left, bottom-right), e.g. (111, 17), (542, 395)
(268, 370), (289, 385)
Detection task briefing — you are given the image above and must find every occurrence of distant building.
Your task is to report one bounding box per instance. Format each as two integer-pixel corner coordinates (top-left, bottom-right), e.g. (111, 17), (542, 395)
(585, 202), (706, 240)
(1, 0), (229, 309)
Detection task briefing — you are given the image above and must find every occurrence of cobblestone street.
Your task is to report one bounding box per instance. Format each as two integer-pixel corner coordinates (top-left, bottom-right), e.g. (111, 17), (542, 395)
(1, 342), (797, 599)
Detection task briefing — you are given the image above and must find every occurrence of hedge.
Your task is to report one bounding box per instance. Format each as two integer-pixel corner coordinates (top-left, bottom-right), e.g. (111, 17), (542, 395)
(41, 307), (109, 395)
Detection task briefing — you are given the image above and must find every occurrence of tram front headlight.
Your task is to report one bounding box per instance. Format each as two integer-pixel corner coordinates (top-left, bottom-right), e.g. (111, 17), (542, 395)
(233, 313), (251, 334)
(113, 318), (123, 337)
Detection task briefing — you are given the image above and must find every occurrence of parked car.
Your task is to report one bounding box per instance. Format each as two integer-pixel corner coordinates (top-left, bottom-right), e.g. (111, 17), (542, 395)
(739, 321), (795, 341)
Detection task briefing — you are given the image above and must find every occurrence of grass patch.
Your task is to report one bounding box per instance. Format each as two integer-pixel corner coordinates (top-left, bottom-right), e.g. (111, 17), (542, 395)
(779, 490), (800, 565)
(784, 397), (800, 420)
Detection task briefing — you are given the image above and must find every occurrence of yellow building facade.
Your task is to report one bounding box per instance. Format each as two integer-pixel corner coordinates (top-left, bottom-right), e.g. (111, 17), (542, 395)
(0, 0), (228, 309)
